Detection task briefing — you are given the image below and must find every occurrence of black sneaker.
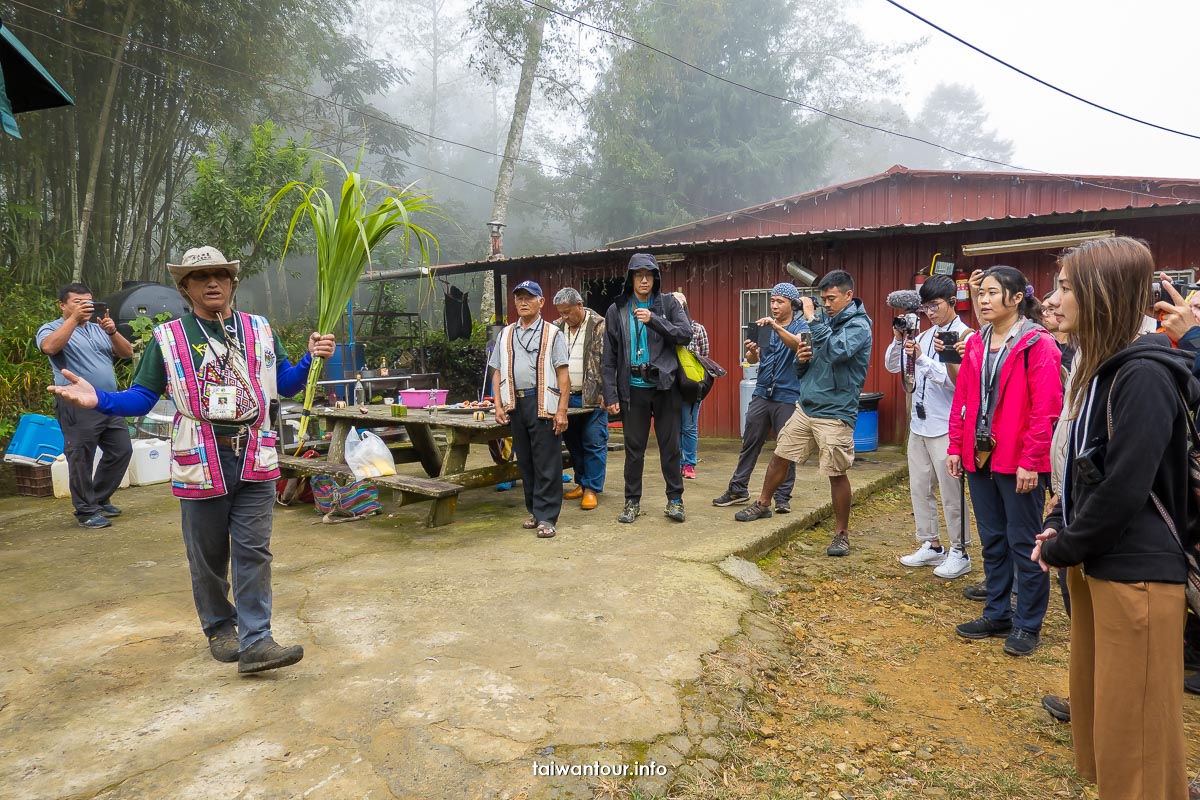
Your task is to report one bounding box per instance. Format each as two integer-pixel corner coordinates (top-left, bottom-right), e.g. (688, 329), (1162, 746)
(617, 502), (641, 524)
(207, 623), (239, 663)
(712, 490), (750, 507)
(665, 499), (686, 522)
(1041, 694), (1070, 722)
(1185, 672), (1200, 696)
(99, 503), (122, 518)
(955, 616), (1012, 640)
(826, 531), (850, 557)
(774, 501), (791, 514)
(734, 501), (772, 522)
(1004, 629), (1040, 657)
(238, 636), (304, 674)
(962, 581), (987, 602)
(78, 514), (112, 529)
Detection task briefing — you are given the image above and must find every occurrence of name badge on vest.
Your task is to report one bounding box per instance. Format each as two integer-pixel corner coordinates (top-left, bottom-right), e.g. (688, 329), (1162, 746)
(208, 386), (237, 420)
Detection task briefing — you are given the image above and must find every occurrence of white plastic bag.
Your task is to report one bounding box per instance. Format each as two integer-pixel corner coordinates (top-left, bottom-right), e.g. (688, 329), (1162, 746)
(344, 427), (397, 480)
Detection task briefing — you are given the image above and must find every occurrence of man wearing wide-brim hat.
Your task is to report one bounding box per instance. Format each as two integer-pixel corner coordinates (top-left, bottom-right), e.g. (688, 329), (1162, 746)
(49, 245), (336, 675)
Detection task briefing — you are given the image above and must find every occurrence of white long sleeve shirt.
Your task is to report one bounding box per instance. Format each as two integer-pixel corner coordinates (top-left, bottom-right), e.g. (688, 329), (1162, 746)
(884, 316), (971, 438)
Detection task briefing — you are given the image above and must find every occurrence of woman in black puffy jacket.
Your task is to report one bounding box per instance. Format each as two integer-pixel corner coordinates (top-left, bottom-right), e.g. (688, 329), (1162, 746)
(1034, 236), (1194, 800)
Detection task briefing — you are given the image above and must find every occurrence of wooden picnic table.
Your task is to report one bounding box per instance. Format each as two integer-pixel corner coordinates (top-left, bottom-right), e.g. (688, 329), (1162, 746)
(279, 404), (593, 527)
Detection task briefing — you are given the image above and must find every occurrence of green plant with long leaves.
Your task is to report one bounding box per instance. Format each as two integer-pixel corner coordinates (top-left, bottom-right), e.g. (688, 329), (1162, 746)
(263, 152), (439, 444)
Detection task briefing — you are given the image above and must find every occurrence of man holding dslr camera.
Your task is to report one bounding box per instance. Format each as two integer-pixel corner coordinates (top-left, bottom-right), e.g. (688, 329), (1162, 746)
(37, 283), (134, 529)
(885, 275), (973, 578)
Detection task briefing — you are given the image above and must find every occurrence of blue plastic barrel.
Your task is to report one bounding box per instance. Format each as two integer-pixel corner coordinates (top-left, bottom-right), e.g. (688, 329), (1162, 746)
(323, 343), (365, 381)
(3, 413), (64, 465)
(853, 392), (884, 453)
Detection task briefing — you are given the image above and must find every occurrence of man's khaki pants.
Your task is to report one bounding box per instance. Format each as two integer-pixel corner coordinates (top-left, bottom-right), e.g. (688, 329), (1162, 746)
(1066, 567), (1188, 800)
(907, 431), (968, 545)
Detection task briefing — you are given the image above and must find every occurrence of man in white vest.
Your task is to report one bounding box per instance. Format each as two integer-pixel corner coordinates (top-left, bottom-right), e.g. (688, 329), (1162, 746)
(47, 246), (335, 675)
(490, 281), (571, 538)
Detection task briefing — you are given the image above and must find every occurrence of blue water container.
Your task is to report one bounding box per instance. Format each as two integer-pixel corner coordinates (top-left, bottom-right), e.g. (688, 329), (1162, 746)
(853, 392), (884, 453)
(3, 413), (64, 465)
(322, 343), (365, 381)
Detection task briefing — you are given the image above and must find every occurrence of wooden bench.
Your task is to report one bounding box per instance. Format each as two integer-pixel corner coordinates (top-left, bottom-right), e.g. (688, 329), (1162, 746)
(278, 453), (461, 528)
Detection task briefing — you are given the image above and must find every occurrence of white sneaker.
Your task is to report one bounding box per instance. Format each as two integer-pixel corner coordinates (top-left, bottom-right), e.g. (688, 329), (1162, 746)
(933, 547), (972, 579)
(900, 541), (947, 567)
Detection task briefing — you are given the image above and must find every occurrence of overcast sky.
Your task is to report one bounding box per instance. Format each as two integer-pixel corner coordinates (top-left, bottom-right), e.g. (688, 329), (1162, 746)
(848, 0), (1200, 180)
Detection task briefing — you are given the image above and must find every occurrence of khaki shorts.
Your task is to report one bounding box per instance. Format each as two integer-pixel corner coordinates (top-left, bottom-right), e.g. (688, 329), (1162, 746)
(774, 405), (855, 476)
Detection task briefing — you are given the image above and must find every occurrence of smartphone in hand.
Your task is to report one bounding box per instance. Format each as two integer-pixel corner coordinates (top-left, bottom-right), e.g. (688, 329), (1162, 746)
(936, 331), (960, 363)
(90, 301), (109, 321)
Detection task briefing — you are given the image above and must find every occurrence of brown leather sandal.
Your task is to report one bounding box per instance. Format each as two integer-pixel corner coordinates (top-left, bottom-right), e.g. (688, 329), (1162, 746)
(536, 523), (556, 538)
(522, 516), (538, 530)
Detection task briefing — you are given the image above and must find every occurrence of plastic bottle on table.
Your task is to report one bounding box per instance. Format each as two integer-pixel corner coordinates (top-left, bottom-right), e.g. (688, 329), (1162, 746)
(354, 373), (366, 406)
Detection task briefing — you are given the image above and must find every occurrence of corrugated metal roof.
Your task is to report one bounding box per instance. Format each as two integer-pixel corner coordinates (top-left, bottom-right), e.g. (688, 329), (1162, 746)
(363, 200), (1200, 280)
(604, 164), (1200, 247)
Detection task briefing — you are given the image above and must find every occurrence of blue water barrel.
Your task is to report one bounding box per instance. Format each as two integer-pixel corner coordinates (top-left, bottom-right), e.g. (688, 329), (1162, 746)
(323, 343), (365, 381)
(853, 392), (884, 453)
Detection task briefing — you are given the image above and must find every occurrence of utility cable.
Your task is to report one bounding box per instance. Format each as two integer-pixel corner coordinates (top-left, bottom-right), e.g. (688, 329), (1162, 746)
(6, 21), (559, 215)
(881, 0), (1200, 141)
(12, 1), (1196, 224)
(518, 0), (1199, 205)
(8, 1), (757, 222)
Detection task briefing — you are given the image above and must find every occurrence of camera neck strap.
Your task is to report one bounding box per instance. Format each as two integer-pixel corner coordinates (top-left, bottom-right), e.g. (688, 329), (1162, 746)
(976, 321), (1025, 433)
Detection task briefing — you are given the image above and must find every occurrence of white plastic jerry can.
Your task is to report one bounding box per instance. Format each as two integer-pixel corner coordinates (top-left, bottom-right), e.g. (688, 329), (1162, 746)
(52, 455), (71, 498)
(129, 438), (171, 486)
(53, 449), (135, 498)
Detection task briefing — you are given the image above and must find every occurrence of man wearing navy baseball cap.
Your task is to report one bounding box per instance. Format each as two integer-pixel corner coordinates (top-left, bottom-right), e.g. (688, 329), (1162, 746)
(488, 280), (571, 538)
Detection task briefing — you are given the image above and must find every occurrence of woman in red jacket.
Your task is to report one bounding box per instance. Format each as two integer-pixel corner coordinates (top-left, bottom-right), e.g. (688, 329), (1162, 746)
(947, 266), (1062, 656)
(1034, 237), (1193, 800)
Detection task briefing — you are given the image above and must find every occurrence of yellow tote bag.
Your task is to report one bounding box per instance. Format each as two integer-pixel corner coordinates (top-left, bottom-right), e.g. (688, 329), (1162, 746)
(677, 346), (706, 382)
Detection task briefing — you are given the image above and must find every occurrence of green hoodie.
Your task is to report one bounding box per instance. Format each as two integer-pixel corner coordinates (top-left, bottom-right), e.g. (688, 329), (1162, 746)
(796, 298), (873, 427)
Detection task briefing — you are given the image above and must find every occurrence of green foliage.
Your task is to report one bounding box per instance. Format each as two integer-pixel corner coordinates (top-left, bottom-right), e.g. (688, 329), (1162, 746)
(413, 324), (490, 404)
(0, 0), (401, 294)
(179, 122), (318, 281)
(581, 0), (906, 241)
(263, 150), (442, 439)
(0, 286), (58, 444)
(113, 312), (174, 387)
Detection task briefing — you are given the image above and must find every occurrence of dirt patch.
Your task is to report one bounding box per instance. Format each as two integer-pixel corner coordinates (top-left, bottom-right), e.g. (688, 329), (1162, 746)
(609, 483), (1200, 800)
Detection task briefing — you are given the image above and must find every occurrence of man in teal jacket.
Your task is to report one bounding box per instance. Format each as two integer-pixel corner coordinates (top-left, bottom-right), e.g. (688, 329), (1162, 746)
(736, 271), (873, 558)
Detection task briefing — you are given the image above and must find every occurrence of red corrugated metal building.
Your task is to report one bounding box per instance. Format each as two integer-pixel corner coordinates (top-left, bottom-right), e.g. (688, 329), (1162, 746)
(373, 166), (1200, 444)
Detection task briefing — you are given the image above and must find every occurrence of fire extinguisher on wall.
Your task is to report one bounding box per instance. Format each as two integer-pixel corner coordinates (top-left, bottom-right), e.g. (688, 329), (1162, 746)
(954, 266), (971, 312)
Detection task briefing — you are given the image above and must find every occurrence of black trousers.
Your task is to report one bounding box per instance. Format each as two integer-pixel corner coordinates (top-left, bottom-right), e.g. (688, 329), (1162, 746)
(623, 385), (683, 503)
(56, 397), (133, 521)
(510, 394), (564, 525)
(727, 395), (797, 501)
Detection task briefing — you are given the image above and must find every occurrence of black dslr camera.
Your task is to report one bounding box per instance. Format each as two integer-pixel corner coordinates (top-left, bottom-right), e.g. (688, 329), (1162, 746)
(631, 363), (659, 380)
(892, 311), (920, 334)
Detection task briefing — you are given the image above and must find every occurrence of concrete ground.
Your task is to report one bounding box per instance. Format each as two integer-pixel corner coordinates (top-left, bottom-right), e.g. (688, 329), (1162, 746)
(0, 439), (905, 800)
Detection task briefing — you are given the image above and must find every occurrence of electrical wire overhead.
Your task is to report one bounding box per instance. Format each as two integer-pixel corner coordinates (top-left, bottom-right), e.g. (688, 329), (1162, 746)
(881, 0), (1200, 141)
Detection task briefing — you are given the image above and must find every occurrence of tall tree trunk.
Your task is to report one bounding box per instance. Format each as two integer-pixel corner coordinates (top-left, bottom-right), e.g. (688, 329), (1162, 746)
(72, 1), (135, 282)
(481, 7), (547, 325)
(424, 0), (441, 189)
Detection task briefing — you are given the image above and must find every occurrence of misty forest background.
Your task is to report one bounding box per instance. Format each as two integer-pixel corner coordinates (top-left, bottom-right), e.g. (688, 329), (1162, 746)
(0, 0), (1012, 435)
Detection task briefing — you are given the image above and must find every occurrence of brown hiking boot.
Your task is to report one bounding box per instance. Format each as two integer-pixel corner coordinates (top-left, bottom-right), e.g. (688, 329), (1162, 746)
(238, 636), (303, 674)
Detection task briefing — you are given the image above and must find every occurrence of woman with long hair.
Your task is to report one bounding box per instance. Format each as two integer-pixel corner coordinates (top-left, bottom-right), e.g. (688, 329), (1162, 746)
(947, 266), (1062, 656)
(1034, 237), (1193, 799)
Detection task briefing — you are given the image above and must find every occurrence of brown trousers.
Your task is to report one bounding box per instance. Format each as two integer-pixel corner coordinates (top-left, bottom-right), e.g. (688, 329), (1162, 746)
(1066, 567), (1188, 800)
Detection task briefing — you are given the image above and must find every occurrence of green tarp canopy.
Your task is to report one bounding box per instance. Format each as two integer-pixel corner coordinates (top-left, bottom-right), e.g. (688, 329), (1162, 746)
(0, 19), (74, 138)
